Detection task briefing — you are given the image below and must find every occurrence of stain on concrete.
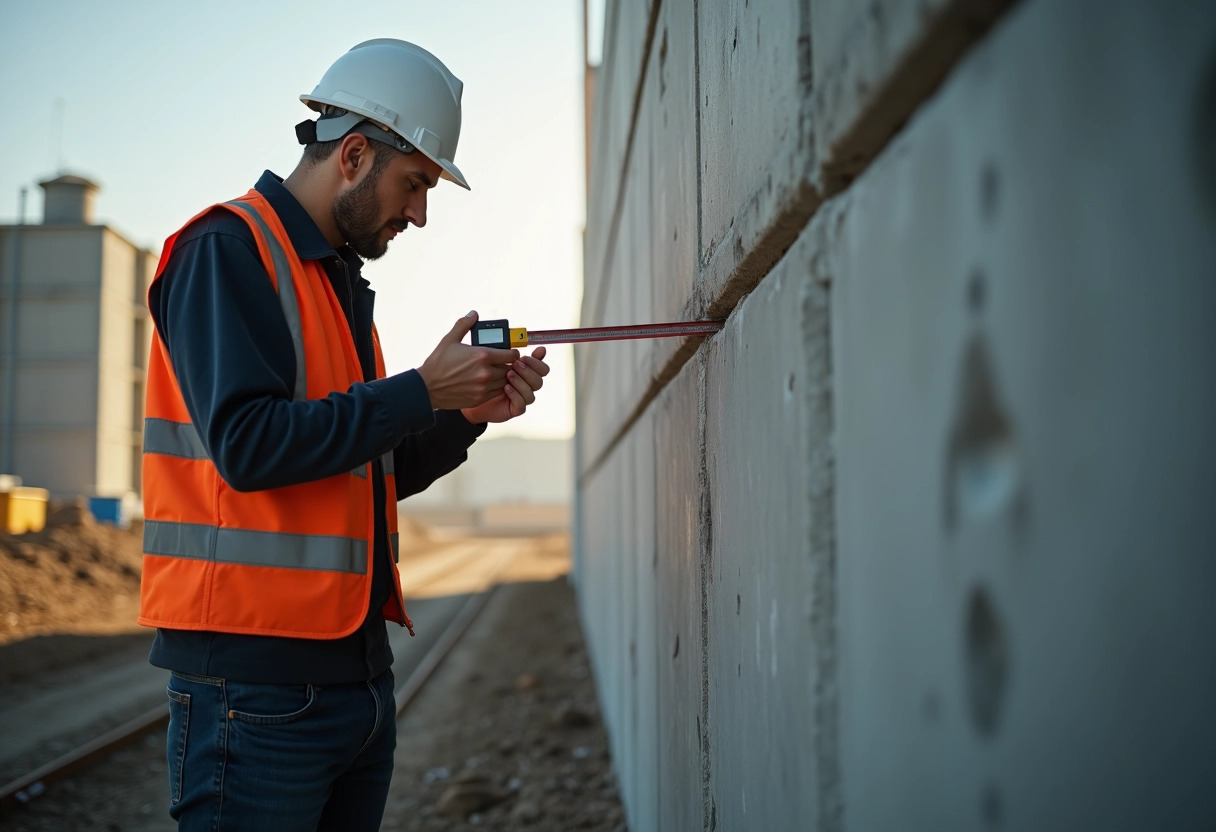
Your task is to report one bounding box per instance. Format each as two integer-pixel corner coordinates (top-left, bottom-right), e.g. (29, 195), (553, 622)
(967, 268), (987, 315)
(965, 586), (1009, 737)
(980, 161), (1001, 225)
(1196, 42), (1216, 217)
(982, 780), (1004, 828)
(945, 335), (1020, 531)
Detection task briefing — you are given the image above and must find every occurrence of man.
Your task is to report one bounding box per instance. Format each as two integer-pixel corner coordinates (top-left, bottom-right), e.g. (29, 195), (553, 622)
(138, 39), (548, 830)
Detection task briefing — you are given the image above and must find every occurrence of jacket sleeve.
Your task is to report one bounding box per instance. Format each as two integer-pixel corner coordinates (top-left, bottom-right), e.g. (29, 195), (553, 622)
(392, 410), (487, 500)
(150, 211), (437, 492)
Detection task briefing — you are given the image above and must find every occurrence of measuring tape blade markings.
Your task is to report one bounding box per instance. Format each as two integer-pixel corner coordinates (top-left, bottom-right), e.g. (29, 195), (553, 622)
(471, 319), (724, 348)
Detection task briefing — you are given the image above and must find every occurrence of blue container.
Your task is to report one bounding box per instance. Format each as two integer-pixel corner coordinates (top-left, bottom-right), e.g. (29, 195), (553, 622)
(88, 496), (126, 527)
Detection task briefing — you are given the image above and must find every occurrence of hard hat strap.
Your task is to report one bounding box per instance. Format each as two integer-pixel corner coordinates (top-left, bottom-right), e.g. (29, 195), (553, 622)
(295, 110), (415, 156)
(350, 121), (415, 155)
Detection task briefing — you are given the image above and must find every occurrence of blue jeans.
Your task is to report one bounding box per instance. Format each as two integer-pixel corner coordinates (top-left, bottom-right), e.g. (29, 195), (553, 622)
(165, 668), (397, 831)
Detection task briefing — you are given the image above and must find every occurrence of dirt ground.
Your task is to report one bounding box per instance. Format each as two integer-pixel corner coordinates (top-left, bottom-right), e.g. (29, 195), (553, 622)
(0, 505), (627, 831)
(0, 501), (146, 652)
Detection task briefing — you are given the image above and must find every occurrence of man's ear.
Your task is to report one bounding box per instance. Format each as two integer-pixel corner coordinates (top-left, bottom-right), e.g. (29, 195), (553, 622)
(337, 133), (371, 183)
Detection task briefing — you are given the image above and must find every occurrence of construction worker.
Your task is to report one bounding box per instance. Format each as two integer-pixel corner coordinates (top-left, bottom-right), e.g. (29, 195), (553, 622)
(138, 39), (549, 830)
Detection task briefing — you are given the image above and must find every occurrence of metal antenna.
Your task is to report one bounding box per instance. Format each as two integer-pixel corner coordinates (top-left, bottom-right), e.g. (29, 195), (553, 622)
(51, 98), (65, 172)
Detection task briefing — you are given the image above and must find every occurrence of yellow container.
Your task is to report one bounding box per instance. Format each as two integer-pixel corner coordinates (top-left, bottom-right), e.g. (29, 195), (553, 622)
(0, 487), (50, 534)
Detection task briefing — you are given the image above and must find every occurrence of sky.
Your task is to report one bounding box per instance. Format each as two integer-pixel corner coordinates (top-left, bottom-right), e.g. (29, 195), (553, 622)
(0, 0), (606, 440)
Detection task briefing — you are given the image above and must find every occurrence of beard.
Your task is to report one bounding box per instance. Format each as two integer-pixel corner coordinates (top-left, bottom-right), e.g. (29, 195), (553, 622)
(333, 167), (393, 260)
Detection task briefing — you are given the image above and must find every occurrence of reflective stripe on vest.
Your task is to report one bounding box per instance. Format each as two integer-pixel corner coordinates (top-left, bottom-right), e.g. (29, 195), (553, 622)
(144, 519), (368, 574)
(144, 417), (208, 459)
(225, 200), (308, 402)
(145, 417), (381, 483)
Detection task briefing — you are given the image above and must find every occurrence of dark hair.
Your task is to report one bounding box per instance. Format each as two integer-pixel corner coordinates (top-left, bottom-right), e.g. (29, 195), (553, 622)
(300, 138), (343, 167)
(300, 132), (400, 177)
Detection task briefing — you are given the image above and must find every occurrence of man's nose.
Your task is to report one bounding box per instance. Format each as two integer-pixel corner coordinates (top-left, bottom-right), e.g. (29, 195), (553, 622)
(406, 196), (427, 229)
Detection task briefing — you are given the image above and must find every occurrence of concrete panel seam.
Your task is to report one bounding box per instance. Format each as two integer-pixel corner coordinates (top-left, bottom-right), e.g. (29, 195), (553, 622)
(696, 352), (713, 832)
(805, 238), (842, 832)
(692, 0), (704, 313)
(586, 0), (666, 330)
(578, 182), (821, 481)
(578, 331), (710, 485)
(697, 180), (821, 320)
(816, 0), (1020, 194)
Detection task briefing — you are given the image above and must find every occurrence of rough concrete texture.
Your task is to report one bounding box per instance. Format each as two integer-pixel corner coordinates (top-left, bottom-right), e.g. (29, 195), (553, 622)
(694, 0), (820, 317)
(577, 0), (1216, 829)
(811, 0), (1012, 189)
(583, 0), (661, 332)
(579, 0), (824, 480)
(652, 355), (705, 832)
(828, 1), (1216, 828)
(576, 407), (663, 832)
(704, 216), (836, 832)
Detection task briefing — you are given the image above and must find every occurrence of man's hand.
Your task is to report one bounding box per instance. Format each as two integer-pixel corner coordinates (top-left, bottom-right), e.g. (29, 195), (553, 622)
(461, 346), (550, 424)
(417, 312), (520, 410)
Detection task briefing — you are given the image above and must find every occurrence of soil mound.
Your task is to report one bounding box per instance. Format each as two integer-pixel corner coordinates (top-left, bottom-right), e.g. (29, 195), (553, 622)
(0, 499), (145, 646)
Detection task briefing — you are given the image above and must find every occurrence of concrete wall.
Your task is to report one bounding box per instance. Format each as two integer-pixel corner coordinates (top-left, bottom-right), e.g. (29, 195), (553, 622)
(575, 1), (1216, 830)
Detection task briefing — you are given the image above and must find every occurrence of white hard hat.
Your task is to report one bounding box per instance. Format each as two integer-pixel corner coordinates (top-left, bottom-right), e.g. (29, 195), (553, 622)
(301, 38), (470, 190)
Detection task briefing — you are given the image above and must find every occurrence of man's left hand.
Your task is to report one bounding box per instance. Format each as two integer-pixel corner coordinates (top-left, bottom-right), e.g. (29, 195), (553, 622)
(461, 347), (550, 424)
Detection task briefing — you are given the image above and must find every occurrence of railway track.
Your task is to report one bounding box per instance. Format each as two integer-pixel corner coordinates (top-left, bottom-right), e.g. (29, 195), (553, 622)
(0, 537), (520, 818)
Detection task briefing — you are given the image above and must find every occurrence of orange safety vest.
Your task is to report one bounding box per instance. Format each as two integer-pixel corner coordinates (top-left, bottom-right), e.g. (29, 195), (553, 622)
(138, 189), (412, 639)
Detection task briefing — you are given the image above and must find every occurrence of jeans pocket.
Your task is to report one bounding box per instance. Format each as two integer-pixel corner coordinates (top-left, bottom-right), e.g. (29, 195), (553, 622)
(165, 687), (191, 805)
(226, 683), (318, 725)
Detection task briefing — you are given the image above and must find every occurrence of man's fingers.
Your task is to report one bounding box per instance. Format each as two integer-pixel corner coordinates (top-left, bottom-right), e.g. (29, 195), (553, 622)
(483, 347), (520, 364)
(507, 370), (537, 405)
(512, 360), (544, 391)
(530, 346), (547, 361)
(445, 310), (479, 344)
(503, 382), (527, 416)
(519, 355), (550, 377)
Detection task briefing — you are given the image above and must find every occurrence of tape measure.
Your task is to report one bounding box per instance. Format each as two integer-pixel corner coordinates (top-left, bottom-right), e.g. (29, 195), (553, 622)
(471, 319), (724, 348)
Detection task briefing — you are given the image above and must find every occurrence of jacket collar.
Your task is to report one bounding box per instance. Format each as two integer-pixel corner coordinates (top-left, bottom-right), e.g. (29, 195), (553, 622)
(253, 170), (365, 276)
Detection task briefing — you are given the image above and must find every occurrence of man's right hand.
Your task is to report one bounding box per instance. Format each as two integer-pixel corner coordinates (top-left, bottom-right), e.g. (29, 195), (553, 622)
(416, 312), (520, 410)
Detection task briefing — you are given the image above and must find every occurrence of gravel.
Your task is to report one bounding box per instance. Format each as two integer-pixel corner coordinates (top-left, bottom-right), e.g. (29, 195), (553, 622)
(1, 531), (628, 831)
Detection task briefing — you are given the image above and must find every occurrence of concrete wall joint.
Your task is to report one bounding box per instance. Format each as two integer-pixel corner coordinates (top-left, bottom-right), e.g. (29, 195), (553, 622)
(814, 0), (1019, 194)
(586, 0), (665, 331)
(696, 353), (714, 832)
(804, 241), (842, 832)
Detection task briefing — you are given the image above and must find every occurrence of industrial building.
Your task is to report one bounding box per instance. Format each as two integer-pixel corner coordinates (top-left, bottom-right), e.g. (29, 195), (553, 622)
(575, 1), (1215, 830)
(0, 174), (154, 504)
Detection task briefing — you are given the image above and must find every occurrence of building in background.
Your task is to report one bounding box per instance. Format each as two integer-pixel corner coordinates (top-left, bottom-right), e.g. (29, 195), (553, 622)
(0, 174), (154, 505)
(400, 435), (571, 533)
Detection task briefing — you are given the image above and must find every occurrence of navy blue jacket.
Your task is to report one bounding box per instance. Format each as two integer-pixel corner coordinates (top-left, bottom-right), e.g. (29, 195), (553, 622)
(147, 171), (484, 684)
